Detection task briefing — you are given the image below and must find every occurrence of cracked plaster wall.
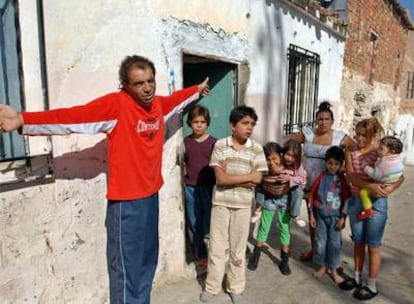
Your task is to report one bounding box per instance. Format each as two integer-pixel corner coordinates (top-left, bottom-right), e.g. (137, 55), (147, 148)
(339, 68), (401, 136)
(1, 1), (248, 302)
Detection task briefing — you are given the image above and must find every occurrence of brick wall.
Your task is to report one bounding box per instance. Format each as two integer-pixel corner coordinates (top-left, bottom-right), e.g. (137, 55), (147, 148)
(339, 0), (409, 135)
(344, 0), (407, 86)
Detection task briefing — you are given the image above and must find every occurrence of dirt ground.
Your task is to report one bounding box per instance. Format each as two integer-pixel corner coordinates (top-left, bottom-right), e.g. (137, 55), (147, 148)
(152, 166), (414, 304)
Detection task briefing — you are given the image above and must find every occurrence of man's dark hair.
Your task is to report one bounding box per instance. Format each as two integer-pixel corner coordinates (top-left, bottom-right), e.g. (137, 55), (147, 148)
(186, 105), (211, 127)
(380, 136), (403, 154)
(325, 146), (345, 165)
(119, 55), (156, 83)
(229, 105), (258, 124)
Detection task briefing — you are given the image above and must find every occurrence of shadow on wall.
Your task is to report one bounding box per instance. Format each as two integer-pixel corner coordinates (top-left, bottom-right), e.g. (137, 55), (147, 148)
(259, 0), (287, 141)
(3, 83), (219, 193)
(0, 139), (108, 193)
(53, 139), (108, 180)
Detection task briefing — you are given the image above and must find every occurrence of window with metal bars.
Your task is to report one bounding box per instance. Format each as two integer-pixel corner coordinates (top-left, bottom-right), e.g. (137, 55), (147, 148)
(0, 0), (53, 185)
(284, 44), (320, 135)
(407, 71), (414, 99)
(0, 0), (25, 160)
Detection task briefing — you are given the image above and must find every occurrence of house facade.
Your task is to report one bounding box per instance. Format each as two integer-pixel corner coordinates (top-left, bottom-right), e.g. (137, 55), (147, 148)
(396, 29), (414, 164)
(326, 0), (414, 134)
(0, 1), (346, 302)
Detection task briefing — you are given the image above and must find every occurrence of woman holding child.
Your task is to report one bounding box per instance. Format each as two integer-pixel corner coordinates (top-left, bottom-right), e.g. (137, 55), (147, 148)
(289, 102), (354, 260)
(345, 117), (404, 301)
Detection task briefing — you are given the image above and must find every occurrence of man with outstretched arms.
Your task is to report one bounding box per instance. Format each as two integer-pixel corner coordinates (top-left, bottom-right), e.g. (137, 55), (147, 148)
(0, 55), (210, 304)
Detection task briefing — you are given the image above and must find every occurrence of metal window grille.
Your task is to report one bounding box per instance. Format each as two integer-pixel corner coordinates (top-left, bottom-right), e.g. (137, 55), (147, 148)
(0, 0), (52, 186)
(284, 44), (320, 135)
(0, 0), (25, 160)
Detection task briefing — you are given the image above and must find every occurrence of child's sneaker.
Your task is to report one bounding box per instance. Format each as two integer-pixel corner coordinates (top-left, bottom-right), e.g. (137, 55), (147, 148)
(203, 234), (210, 249)
(247, 246), (261, 270)
(279, 250), (291, 275)
(250, 211), (262, 223)
(292, 216), (306, 228)
(357, 208), (373, 220)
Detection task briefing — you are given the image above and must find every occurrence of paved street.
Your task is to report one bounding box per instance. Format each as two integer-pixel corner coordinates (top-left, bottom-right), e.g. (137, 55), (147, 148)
(152, 166), (414, 304)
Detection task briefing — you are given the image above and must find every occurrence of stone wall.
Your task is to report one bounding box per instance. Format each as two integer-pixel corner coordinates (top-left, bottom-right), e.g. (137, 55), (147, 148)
(344, 0), (407, 85)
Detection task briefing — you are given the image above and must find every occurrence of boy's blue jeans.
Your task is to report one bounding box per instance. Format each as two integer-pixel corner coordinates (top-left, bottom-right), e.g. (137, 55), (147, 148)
(313, 214), (342, 269)
(184, 184), (213, 259)
(106, 194), (159, 304)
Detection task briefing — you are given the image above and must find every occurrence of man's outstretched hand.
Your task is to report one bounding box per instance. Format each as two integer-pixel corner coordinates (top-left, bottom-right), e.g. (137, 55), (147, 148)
(198, 77), (210, 97)
(0, 104), (23, 132)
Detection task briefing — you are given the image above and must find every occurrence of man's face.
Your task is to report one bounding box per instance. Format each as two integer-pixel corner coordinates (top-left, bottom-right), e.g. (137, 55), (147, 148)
(124, 67), (156, 106)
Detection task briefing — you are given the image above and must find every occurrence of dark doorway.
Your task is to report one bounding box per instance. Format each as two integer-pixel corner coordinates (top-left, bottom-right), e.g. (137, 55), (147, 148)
(181, 54), (237, 268)
(182, 54), (237, 139)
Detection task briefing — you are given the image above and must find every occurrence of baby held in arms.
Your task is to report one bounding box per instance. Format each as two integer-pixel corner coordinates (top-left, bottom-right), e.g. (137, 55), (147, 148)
(358, 136), (404, 220)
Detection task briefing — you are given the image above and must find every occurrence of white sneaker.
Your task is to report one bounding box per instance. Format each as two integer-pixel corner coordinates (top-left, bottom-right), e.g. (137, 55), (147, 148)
(203, 234), (210, 249)
(292, 217), (306, 228)
(250, 211), (262, 223)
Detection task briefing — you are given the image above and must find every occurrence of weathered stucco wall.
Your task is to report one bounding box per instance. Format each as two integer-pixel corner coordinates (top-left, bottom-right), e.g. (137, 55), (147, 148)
(339, 68), (401, 135)
(395, 114), (414, 165)
(1, 1), (346, 302)
(396, 31), (414, 164)
(154, 0), (250, 34)
(1, 177), (108, 303)
(1, 1), (249, 302)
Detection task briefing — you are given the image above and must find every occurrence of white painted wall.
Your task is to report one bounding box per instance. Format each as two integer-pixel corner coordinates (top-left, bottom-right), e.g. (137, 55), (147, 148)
(0, 1), (345, 302)
(395, 114), (414, 165)
(247, 0), (345, 142)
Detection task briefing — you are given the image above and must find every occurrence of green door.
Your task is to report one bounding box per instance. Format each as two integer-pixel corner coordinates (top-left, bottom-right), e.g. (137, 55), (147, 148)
(183, 61), (236, 139)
